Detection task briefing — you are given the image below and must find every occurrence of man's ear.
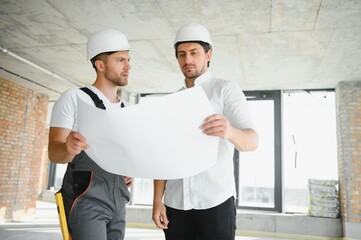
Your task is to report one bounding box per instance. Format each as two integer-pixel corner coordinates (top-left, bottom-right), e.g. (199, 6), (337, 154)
(94, 60), (105, 72)
(206, 50), (212, 61)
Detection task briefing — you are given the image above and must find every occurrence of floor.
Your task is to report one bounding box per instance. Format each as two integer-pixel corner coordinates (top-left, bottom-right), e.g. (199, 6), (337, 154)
(0, 225), (293, 240)
(0, 201), (301, 240)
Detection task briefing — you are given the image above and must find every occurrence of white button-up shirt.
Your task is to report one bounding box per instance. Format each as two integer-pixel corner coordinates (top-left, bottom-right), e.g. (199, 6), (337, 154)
(164, 71), (255, 210)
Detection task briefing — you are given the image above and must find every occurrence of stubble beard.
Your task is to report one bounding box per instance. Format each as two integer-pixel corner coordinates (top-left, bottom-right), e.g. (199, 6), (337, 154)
(105, 71), (128, 87)
(183, 71), (199, 79)
(182, 64), (207, 80)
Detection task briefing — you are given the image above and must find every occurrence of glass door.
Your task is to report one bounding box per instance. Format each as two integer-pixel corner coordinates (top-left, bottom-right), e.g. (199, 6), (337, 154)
(235, 91), (282, 212)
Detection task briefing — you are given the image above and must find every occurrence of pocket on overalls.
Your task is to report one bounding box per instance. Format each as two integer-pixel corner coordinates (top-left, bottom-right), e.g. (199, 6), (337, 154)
(72, 171), (93, 198)
(62, 170), (93, 214)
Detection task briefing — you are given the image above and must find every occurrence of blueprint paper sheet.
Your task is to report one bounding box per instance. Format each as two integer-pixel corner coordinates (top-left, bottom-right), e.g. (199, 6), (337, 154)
(77, 86), (219, 179)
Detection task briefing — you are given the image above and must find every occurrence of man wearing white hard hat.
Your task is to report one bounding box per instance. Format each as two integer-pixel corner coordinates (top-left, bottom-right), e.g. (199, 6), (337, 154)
(152, 23), (258, 240)
(48, 29), (133, 240)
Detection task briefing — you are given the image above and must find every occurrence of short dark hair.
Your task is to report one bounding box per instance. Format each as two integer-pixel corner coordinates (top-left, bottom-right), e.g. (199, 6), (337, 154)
(174, 41), (212, 67)
(90, 51), (117, 70)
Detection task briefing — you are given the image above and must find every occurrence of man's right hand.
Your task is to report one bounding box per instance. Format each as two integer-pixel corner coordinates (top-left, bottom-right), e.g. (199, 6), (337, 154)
(66, 131), (89, 156)
(152, 201), (169, 229)
(48, 127), (88, 164)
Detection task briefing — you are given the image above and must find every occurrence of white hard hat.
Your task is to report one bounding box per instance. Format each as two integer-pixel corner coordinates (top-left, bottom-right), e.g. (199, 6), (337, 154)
(86, 29), (130, 60)
(174, 22), (213, 48)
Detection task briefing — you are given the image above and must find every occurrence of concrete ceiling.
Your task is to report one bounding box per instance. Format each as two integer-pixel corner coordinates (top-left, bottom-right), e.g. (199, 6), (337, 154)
(1, 0), (361, 102)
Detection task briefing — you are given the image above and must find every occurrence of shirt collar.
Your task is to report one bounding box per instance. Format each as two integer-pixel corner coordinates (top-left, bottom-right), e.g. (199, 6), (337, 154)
(182, 70), (211, 88)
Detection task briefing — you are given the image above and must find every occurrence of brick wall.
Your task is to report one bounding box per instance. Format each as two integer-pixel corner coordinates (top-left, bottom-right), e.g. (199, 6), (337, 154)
(336, 81), (361, 237)
(0, 77), (49, 221)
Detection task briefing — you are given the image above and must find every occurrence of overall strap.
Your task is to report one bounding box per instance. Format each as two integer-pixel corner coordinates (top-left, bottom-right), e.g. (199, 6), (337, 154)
(80, 87), (106, 109)
(80, 87), (125, 109)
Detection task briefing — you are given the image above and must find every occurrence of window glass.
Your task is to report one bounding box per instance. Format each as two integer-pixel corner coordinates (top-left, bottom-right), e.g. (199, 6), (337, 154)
(283, 90), (337, 213)
(238, 100), (276, 208)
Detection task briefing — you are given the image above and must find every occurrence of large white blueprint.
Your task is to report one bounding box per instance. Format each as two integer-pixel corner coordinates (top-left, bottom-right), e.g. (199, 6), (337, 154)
(77, 86), (219, 179)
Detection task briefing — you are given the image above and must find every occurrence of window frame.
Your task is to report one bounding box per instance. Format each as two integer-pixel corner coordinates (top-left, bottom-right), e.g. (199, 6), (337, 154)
(234, 90), (282, 212)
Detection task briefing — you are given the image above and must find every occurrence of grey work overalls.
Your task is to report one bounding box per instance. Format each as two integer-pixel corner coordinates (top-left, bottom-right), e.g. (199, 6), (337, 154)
(59, 88), (130, 240)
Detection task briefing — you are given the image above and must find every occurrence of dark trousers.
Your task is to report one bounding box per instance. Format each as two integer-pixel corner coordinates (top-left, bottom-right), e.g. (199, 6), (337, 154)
(164, 197), (236, 240)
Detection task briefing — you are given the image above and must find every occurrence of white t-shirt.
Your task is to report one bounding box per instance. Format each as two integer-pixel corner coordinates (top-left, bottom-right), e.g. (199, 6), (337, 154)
(164, 71), (256, 210)
(50, 86), (126, 131)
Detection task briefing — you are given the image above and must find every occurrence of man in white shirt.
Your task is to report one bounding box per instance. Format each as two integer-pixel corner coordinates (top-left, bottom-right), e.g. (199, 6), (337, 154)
(152, 23), (258, 240)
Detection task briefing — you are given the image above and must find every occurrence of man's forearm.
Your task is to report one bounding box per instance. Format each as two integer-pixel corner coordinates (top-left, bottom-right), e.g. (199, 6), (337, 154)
(230, 128), (258, 152)
(48, 141), (75, 164)
(153, 180), (166, 204)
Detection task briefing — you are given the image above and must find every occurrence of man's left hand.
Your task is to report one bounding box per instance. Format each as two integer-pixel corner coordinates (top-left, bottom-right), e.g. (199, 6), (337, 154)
(124, 176), (134, 188)
(200, 114), (233, 140)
